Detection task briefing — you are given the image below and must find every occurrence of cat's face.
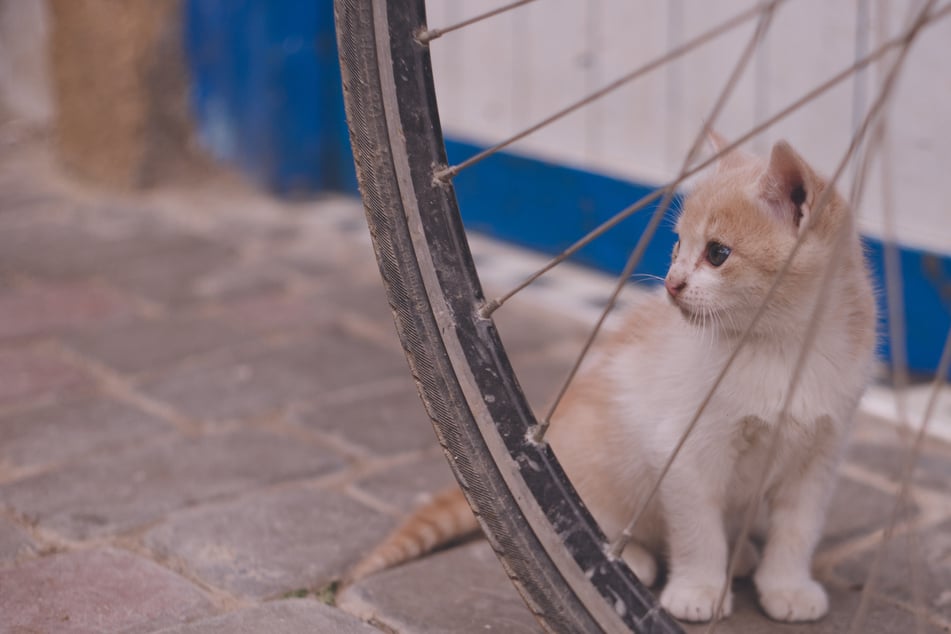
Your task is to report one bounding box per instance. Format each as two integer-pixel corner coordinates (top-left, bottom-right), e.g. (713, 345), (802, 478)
(664, 139), (843, 334)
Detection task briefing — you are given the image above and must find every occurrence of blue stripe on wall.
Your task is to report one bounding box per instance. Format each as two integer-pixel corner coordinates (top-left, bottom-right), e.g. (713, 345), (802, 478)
(445, 137), (951, 377)
(185, 0), (356, 196)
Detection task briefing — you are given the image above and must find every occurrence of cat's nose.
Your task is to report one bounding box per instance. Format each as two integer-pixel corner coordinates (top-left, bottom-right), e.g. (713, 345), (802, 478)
(665, 278), (687, 297)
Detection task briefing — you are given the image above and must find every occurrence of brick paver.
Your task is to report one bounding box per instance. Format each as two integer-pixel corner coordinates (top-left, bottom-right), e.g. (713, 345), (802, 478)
(0, 548), (216, 633)
(0, 345), (92, 407)
(0, 130), (949, 633)
(338, 541), (543, 634)
(352, 452), (455, 511)
(0, 516), (34, 563)
(0, 280), (135, 340)
(0, 395), (168, 470)
(64, 314), (251, 375)
(1, 429), (344, 539)
(153, 599), (381, 634)
(145, 486), (392, 599)
(292, 375), (438, 456)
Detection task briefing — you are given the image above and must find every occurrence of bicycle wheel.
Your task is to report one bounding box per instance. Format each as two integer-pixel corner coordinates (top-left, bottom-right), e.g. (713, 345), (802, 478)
(334, 1), (680, 632)
(336, 0), (951, 632)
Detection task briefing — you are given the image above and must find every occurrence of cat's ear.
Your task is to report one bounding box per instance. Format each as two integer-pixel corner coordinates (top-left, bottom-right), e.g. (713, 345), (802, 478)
(758, 140), (818, 231)
(706, 129), (748, 172)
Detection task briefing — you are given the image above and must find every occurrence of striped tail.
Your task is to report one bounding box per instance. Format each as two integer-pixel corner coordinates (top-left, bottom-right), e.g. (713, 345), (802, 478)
(344, 486), (479, 584)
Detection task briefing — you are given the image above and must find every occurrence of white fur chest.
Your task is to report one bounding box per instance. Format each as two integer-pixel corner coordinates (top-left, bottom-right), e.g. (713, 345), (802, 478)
(713, 330), (868, 429)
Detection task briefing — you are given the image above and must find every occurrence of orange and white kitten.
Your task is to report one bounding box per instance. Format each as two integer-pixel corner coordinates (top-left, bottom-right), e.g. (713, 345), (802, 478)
(347, 137), (877, 624)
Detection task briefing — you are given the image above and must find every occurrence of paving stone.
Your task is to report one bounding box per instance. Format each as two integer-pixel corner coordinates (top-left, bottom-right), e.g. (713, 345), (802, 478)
(145, 486), (392, 599)
(338, 541), (541, 634)
(0, 547), (215, 633)
(847, 429), (951, 495)
(819, 474), (919, 551)
(0, 189), (63, 216)
(0, 428), (344, 539)
(0, 281), (135, 340)
(833, 518), (951, 621)
(102, 240), (239, 307)
(0, 515), (35, 563)
(219, 276), (395, 337)
(0, 210), (215, 280)
(355, 453), (455, 511)
(65, 314), (250, 375)
(153, 599), (381, 634)
(140, 326), (407, 423)
(218, 290), (341, 335)
(293, 374), (437, 455)
(188, 260), (300, 304)
(0, 394), (168, 470)
(0, 345), (92, 407)
(683, 579), (947, 633)
(318, 277), (395, 330)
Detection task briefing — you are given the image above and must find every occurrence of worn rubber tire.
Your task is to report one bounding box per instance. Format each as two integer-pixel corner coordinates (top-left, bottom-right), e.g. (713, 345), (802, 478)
(334, 1), (683, 632)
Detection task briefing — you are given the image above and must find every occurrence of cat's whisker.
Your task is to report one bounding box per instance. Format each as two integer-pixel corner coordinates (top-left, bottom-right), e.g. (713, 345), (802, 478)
(630, 273), (665, 284)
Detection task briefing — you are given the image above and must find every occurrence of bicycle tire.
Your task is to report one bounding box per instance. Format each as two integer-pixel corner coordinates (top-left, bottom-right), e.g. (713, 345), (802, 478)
(334, 1), (683, 632)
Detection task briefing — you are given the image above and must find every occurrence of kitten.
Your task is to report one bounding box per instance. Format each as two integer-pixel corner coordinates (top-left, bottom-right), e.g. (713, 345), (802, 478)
(346, 137), (877, 624)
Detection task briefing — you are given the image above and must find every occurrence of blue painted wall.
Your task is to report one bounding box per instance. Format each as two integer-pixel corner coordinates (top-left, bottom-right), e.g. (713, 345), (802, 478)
(184, 0), (355, 196)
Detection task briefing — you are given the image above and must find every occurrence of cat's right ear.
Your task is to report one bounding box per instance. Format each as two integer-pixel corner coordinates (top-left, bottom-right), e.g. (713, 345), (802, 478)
(706, 130), (747, 172)
(758, 140), (819, 232)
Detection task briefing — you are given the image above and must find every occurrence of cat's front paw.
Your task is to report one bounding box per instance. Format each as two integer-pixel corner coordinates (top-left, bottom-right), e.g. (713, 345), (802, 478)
(660, 578), (732, 622)
(756, 577), (828, 622)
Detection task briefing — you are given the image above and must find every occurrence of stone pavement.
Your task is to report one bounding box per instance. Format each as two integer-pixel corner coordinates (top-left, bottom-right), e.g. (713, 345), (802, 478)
(0, 128), (949, 634)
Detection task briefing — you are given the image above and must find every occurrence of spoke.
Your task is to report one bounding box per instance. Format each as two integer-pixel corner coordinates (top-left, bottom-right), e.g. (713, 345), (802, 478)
(532, 0), (781, 443)
(434, 2), (766, 182)
(480, 5), (951, 318)
(416, 0), (538, 44)
(611, 0), (933, 569)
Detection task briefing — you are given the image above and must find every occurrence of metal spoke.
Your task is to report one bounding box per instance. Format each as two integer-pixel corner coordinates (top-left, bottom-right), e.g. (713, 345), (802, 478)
(434, 3), (766, 182)
(416, 0), (538, 44)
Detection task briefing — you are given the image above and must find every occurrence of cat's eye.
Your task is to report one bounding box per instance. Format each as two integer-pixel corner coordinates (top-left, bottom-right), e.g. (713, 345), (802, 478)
(706, 241), (731, 267)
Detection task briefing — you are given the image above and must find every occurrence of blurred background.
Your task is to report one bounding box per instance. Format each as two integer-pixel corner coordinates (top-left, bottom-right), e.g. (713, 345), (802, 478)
(1, 0), (947, 377)
(0, 2), (949, 631)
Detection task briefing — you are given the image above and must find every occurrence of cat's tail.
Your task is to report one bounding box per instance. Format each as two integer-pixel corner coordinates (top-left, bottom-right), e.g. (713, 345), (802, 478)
(343, 486), (478, 584)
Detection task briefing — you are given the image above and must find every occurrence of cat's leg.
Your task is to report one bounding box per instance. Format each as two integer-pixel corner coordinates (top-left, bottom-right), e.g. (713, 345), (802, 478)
(754, 445), (837, 622)
(659, 467), (733, 622)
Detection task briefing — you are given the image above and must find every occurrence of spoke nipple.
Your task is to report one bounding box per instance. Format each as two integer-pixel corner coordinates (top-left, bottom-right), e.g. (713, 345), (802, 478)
(479, 298), (500, 319)
(607, 533), (630, 560)
(415, 27), (440, 45)
(528, 421), (549, 444)
(432, 165), (454, 184)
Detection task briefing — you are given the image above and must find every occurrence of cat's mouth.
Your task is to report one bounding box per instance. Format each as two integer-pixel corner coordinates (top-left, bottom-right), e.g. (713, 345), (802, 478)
(667, 293), (695, 319)
(676, 303), (699, 322)
(671, 298), (715, 325)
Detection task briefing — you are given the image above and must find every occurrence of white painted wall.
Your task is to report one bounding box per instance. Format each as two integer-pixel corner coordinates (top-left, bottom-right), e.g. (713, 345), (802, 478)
(425, 0), (951, 255)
